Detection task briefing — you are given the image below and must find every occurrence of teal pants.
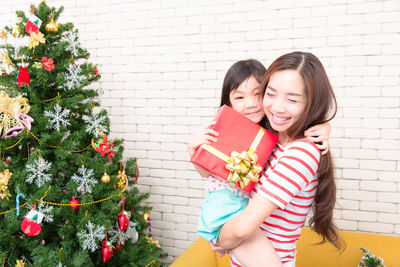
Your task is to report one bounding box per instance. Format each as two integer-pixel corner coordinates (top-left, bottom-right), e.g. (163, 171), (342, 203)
(197, 189), (249, 244)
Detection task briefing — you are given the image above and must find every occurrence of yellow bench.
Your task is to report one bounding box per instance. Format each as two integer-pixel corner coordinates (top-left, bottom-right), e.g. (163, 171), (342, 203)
(171, 227), (400, 267)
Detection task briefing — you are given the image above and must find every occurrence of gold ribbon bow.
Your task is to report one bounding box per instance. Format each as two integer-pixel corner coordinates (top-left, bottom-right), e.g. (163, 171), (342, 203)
(0, 169), (12, 199)
(226, 149), (262, 189)
(0, 50), (13, 67)
(200, 128), (266, 190)
(117, 170), (128, 192)
(0, 91), (31, 136)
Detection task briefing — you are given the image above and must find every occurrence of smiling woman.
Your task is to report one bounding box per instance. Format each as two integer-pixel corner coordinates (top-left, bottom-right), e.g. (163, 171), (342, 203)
(187, 55), (334, 267)
(263, 69), (307, 146)
(215, 52), (341, 267)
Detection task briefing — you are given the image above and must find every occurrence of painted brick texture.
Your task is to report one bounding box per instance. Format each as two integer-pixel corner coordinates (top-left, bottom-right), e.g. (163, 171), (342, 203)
(1, 0), (399, 264)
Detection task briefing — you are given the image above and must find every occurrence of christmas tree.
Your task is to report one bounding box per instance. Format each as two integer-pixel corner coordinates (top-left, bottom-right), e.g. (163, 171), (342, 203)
(0, 2), (166, 266)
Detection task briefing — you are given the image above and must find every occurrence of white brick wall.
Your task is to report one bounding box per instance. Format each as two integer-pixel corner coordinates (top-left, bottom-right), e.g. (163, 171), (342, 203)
(1, 0), (399, 264)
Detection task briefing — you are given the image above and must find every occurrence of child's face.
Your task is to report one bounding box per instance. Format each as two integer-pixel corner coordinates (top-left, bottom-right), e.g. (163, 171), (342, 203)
(263, 70), (307, 135)
(229, 76), (265, 124)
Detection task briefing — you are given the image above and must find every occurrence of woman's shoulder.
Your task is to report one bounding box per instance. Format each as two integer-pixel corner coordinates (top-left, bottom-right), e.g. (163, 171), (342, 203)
(287, 139), (320, 152)
(283, 139), (321, 163)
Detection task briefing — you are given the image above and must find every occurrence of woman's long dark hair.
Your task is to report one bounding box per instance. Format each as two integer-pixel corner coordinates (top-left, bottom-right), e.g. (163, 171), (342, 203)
(261, 52), (342, 249)
(220, 59), (267, 127)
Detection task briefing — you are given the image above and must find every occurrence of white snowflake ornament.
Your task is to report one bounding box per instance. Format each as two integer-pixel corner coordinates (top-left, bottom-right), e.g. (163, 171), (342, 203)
(77, 221), (105, 252)
(71, 165), (97, 194)
(60, 31), (80, 57)
(8, 34), (29, 59)
(44, 104), (70, 132)
(26, 157), (53, 187)
(108, 222), (129, 246)
(63, 64), (85, 91)
(37, 202), (54, 223)
(84, 113), (108, 138)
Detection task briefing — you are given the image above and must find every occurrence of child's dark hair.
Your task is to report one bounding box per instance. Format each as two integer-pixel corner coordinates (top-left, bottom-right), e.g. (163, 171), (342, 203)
(220, 59), (267, 127)
(261, 51), (342, 250)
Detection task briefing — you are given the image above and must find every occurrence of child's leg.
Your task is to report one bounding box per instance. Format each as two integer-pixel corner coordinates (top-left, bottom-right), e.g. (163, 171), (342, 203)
(198, 189), (249, 243)
(231, 228), (283, 267)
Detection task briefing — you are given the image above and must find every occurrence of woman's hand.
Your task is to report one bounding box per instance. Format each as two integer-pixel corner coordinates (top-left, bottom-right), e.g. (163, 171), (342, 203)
(209, 241), (228, 257)
(187, 121), (218, 157)
(304, 122), (330, 155)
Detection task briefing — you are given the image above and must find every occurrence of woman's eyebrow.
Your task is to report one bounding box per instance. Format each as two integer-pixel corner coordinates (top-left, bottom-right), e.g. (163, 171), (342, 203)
(288, 92), (303, 97)
(267, 85), (302, 97)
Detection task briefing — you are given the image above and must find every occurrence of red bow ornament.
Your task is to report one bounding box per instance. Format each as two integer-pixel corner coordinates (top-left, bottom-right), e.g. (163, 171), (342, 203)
(18, 67), (30, 87)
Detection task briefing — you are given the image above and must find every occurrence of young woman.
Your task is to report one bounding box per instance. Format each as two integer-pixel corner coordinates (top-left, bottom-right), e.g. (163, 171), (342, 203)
(213, 52), (342, 267)
(188, 57), (332, 266)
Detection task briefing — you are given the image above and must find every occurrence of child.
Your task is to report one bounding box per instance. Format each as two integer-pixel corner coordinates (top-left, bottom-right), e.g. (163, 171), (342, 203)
(215, 52), (342, 267)
(188, 59), (331, 266)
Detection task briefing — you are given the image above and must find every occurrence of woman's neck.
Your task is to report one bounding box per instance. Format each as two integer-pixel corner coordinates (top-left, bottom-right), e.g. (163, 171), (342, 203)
(278, 133), (292, 147)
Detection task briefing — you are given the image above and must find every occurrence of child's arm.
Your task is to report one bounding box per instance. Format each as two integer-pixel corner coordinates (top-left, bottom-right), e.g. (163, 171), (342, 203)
(304, 121), (331, 155)
(187, 122), (219, 177)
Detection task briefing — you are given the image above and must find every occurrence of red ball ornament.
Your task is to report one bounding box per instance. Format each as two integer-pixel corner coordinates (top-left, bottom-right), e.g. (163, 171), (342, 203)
(93, 67), (98, 75)
(18, 67), (30, 88)
(101, 240), (114, 263)
(69, 197), (80, 212)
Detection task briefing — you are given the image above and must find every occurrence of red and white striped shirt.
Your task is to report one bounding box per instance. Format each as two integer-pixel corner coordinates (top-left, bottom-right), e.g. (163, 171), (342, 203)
(230, 139), (321, 267)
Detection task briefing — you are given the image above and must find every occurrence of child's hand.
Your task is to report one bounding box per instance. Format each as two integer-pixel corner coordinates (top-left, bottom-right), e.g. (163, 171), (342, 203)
(304, 122), (330, 155)
(209, 241), (227, 257)
(187, 121), (219, 157)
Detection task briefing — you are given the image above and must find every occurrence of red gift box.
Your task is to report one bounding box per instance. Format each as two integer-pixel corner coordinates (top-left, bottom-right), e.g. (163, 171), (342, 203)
(190, 105), (278, 193)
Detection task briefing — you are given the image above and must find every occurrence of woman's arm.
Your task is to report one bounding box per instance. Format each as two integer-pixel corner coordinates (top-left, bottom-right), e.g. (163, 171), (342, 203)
(187, 122), (218, 177)
(304, 121), (331, 155)
(217, 193), (278, 249)
(231, 227), (283, 267)
(218, 140), (321, 250)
